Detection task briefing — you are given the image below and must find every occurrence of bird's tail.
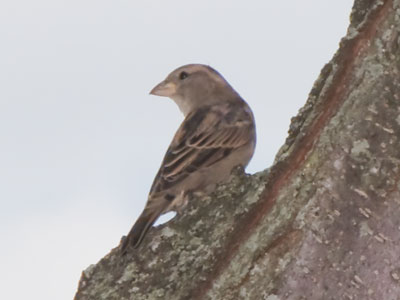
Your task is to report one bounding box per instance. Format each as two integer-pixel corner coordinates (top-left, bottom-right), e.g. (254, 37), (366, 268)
(120, 207), (162, 254)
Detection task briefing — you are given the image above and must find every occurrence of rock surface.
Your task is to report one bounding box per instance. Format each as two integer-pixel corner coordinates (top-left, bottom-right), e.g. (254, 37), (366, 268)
(74, 1), (400, 299)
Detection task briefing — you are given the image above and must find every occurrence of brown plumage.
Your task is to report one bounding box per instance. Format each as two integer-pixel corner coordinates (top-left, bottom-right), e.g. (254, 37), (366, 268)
(121, 64), (256, 253)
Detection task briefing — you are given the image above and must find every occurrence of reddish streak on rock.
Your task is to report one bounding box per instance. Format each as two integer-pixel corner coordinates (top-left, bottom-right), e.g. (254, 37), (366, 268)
(191, 1), (393, 299)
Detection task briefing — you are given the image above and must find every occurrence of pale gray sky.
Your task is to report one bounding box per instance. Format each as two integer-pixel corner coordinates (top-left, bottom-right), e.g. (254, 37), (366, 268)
(0, 1), (353, 299)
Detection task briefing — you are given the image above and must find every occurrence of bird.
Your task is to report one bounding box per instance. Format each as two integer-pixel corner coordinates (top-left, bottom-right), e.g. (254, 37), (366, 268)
(121, 64), (256, 253)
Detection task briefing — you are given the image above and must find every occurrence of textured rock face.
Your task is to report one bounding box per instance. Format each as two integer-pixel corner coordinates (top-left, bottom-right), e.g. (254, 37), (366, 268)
(74, 1), (400, 299)
(75, 170), (269, 300)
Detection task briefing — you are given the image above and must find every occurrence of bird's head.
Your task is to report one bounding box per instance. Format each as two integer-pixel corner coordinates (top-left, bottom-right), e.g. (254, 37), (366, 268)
(150, 64), (237, 116)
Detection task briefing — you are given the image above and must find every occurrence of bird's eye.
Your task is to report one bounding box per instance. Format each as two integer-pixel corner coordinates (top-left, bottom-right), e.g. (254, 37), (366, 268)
(179, 71), (189, 80)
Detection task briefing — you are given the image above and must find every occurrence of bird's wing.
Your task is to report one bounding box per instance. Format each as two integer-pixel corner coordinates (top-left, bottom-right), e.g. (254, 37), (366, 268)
(149, 103), (254, 195)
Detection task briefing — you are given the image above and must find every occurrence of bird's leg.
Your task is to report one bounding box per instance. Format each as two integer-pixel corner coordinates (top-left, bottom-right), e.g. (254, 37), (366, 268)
(172, 190), (189, 215)
(230, 164), (245, 176)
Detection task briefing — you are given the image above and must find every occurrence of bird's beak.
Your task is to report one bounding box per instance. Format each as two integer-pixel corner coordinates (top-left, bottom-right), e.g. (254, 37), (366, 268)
(149, 80), (177, 97)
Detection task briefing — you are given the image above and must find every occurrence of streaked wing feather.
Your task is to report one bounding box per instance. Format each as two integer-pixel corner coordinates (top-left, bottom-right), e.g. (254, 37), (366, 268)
(150, 105), (253, 194)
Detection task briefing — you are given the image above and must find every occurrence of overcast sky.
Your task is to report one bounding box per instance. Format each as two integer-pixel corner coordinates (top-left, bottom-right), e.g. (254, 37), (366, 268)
(0, 1), (353, 299)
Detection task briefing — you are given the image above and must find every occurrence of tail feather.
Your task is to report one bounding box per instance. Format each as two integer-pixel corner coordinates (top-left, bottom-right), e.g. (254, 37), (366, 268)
(120, 209), (161, 254)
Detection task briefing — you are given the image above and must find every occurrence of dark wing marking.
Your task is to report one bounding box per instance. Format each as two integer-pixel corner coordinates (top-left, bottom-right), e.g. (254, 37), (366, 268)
(149, 103), (254, 194)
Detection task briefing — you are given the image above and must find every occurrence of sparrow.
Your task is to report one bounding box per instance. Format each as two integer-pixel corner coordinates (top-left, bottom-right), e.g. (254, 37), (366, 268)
(121, 64), (256, 253)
